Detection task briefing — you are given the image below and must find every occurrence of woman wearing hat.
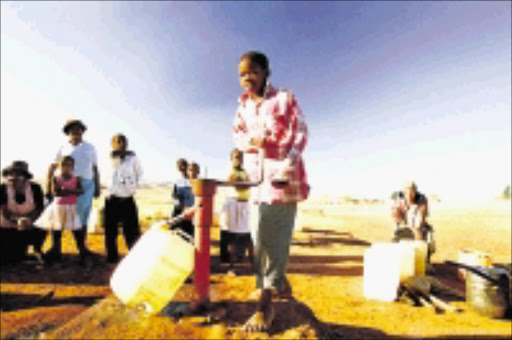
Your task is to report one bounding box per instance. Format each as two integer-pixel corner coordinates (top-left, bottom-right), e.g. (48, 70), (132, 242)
(1, 161), (47, 264)
(46, 119), (101, 262)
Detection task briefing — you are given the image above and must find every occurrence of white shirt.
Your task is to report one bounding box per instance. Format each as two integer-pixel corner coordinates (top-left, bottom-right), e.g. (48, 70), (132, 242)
(219, 198), (250, 234)
(107, 154), (143, 197)
(55, 141), (97, 180)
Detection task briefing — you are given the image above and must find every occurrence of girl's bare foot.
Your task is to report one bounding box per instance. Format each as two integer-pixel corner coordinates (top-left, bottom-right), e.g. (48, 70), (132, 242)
(243, 304), (274, 332)
(243, 288), (274, 332)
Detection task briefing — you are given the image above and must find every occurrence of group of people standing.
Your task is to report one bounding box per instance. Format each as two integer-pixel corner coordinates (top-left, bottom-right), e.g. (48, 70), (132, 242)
(0, 119), (144, 266)
(0, 50), (311, 333)
(1, 50), (435, 332)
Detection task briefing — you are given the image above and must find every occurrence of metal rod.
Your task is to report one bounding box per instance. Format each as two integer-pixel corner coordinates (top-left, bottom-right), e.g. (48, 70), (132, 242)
(185, 149), (268, 311)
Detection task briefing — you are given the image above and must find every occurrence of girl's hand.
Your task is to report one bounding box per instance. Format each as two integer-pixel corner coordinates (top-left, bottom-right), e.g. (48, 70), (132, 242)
(272, 162), (293, 189)
(250, 137), (265, 148)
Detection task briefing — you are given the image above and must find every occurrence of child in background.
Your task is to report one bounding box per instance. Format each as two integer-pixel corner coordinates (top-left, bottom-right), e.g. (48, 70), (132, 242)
(104, 133), (143, 264)
(171, 158), (190, 219)
(170, 159), (196, 238)
(187, 162), (200, 180)
(37, 156), (84, 264)
(220, 148), (253, 274)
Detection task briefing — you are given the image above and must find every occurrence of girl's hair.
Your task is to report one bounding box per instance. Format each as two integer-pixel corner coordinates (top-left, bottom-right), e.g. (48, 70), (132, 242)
(188, 162), (200, 171)
(240, 51), (269, 72)
(231, 148), (243, 159)
(113, 133), (128, 147)
(177, 158), (188, 168)
(60, 155), (75, 166)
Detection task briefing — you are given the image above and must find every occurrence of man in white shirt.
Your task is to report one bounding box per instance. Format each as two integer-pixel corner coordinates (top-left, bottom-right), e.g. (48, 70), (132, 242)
(46, 119), (101, 264)
(104, 133), (143, 263)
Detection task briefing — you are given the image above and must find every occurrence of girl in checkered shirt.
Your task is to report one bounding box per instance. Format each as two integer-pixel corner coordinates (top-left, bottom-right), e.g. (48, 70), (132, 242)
(232, 51), (309, 332)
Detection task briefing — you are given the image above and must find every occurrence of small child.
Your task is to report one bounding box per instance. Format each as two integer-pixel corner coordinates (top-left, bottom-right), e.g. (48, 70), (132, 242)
(187, 162), (200, 180)
(220, 149), (253, 273)
(171, 159), (196, 238)
(36, 156), (84, 264)
(171, 158), (190, 219)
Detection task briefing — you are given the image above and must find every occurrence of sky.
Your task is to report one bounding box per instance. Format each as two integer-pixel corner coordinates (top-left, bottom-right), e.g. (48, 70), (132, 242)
(1, 1), (511, 201)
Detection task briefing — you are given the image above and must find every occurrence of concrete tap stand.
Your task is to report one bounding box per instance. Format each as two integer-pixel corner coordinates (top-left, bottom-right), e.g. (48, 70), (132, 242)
(189, 178), (217, 313)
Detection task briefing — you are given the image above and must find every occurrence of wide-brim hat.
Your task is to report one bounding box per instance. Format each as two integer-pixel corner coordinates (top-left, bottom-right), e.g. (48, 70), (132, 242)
(63, 119), (87, 134)
(2, 160), (33, 179)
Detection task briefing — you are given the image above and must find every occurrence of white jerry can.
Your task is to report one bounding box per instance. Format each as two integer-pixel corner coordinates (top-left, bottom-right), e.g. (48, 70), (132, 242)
(363, 242), (415, 302)
(110, 223), (194, 313)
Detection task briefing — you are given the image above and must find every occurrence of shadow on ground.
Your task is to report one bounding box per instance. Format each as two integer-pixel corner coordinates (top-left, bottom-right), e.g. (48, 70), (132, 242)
(0, 254), (114, 285)
(1, 292), (102, 312)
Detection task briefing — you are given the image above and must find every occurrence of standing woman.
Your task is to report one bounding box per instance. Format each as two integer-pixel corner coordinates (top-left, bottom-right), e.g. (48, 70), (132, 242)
(232, 51), (309, 332)
(104, 133), (143, 263)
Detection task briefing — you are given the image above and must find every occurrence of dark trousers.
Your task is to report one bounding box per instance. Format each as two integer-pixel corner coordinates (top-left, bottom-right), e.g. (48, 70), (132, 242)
(0, 227), (47, 264)
(104, 195), (140, 262)
(220, 230), (251, 263)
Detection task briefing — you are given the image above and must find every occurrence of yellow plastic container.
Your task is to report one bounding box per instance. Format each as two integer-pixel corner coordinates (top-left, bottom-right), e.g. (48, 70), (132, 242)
(399, 240), (428, 277)
(363, 242), (415, 302)
(110, 222), (194, 313)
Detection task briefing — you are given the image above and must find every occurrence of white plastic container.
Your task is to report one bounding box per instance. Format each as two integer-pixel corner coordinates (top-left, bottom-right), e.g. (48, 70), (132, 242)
(457, 249), (492, 281)
(363, 242), (415, 302)
(399, 240), (428, 277)
(110, 223), (194, 313)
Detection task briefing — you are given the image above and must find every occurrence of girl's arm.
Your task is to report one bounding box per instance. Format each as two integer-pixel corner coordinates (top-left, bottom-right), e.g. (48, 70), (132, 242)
(275, 92), (307, 165)
(52, 177), (62, 197)
(232, 109), (254, 152)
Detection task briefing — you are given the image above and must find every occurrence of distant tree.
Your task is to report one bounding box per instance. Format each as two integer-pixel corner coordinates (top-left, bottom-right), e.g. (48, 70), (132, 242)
(502, 185), (511, 200)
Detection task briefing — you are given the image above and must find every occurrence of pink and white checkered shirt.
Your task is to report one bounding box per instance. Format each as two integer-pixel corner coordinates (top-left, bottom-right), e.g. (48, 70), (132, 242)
(232, 83), (309, 204)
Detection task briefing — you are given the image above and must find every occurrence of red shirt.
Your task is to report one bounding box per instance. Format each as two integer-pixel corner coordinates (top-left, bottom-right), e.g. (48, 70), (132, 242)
(232, 83), (309, 204)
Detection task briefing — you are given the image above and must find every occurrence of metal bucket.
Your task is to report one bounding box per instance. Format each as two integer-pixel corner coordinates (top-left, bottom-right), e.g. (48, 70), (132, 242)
(466, 266), (510, 319)
(446, 261), (511, 319)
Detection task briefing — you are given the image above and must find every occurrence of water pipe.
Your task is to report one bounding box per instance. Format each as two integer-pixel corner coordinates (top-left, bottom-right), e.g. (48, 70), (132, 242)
(189, 149), (266, 310)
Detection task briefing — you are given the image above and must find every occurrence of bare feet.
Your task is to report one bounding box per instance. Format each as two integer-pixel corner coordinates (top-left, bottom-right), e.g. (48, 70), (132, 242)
(243, 288), (274, 332)
(275, 279), (293, 300)
(243, 305), (275, 332)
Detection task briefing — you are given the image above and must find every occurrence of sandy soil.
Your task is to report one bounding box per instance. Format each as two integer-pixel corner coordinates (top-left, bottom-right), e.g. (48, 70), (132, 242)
(1, 199), (510, 339)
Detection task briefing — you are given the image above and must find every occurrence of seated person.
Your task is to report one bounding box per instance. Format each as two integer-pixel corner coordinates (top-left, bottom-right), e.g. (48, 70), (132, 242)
(1, 161), (47, 264)
(392, 180), (435, 266)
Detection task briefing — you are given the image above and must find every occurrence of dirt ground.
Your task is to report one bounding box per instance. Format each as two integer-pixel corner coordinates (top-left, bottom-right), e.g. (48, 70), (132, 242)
(1, 199), (511, 340)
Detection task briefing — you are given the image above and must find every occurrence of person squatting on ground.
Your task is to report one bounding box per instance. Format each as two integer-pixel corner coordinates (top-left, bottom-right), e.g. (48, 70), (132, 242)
(170, 158), (195, 238)
(0, 161), (47, 264)
(392, 180), (436, 267)
(47, 119), (101, 263)
(104, 133), (143, 264)
(36, 156), (83, 265)
(219, 148), (254, 274)
(232, 51), (309, 332)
